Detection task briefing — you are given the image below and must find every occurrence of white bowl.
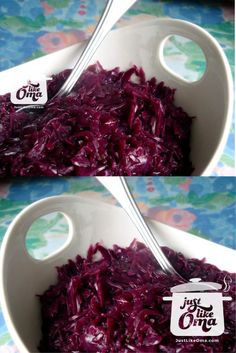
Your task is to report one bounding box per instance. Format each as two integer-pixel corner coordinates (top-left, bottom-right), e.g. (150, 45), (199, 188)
(0, 18), (233, 175)
(0, 195), (235, 353)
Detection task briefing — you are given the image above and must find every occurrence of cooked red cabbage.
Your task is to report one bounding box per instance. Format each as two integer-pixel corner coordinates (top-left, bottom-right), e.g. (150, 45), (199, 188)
(0, 63), (193, 176)
(39, 240), (235, 353)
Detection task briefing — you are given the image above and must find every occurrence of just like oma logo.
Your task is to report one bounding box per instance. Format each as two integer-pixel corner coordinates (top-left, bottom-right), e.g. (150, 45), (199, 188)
(10, 74), (50, 106)
(163, 278), (232, 336)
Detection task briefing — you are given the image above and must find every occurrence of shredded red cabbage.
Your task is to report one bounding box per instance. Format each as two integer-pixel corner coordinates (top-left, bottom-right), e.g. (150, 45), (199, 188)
(0, 63), (193, 176)
(39, 240), (235, 353)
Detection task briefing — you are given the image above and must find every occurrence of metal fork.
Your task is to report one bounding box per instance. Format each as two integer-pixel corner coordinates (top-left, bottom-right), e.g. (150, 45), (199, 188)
(16, 0), (137, 112)
(97, 176), (185, 281)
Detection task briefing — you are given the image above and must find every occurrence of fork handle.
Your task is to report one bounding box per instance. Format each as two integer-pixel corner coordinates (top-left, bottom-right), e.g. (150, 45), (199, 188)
(56, 0), (137, 97)
(97, 176), (181, 278)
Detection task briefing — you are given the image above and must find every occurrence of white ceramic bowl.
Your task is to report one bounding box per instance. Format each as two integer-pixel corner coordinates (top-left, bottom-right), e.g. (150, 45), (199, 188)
(0, 195), (235, 353)
(0, 18), (233, 175)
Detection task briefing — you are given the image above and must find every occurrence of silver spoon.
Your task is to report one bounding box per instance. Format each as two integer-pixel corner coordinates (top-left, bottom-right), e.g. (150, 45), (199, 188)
(16, 0), (137, 112)
(97, 176), (185, 282)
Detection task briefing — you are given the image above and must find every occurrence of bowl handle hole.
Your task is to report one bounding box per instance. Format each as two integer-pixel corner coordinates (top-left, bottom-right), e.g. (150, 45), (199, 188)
(160, 35), (207, 83)
(25, 211), (69, 260)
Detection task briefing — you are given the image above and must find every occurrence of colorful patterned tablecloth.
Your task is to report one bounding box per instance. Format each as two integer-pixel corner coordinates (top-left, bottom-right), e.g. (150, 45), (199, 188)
(0, 0), (235, 175)
(0, 176), (236, 351)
